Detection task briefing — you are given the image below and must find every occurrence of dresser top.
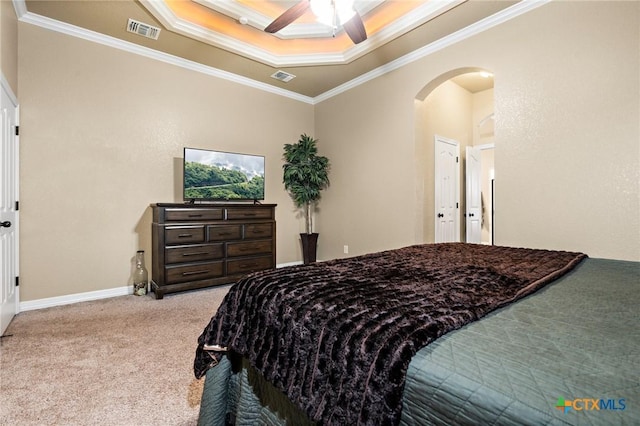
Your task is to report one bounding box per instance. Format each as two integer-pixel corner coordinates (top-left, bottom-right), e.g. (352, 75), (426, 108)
(152, 202), (277, 208)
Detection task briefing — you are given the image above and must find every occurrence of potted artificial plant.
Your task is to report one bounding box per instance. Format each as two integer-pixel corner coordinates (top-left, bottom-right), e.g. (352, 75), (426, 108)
(283, 134), (330, 264)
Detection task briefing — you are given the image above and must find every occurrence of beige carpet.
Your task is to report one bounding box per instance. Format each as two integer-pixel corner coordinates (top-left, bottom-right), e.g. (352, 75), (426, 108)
(0, 286), (230, 425)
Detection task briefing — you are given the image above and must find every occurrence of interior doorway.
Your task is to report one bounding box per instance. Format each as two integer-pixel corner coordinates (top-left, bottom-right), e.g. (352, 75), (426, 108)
(467, 143), (494, 244)
(414, 68), (494, 244)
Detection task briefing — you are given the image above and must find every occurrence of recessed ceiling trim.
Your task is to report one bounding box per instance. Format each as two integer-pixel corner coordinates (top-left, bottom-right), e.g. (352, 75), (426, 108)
(139, 0), (465, 67)
(181, 22), (356, 66)
(193, 0), (334, 38)
(193, 0), (385, 40)
(141, 0), (353, 66)
(373, 0), (467, 43)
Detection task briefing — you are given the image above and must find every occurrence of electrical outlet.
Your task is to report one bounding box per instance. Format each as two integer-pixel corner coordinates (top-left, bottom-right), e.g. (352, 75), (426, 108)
(343, 245), (349, 254)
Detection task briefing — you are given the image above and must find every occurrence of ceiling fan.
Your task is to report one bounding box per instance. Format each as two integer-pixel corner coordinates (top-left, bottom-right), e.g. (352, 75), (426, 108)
(264, 0), (368, 44)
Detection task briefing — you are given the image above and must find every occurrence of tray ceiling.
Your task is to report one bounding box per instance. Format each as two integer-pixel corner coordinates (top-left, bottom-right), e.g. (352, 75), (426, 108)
(19, 0), (518, 99)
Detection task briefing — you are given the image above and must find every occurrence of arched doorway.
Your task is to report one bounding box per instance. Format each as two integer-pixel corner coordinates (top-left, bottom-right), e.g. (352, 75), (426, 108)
(414, 67), (494, 244)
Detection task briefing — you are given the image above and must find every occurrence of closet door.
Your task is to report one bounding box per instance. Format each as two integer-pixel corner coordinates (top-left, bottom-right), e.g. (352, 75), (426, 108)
(0, 80), (19, 336)
(434, 135), (460, 243)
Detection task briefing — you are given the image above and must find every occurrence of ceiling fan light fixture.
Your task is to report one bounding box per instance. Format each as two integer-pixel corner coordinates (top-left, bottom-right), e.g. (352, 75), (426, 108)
(310, 0), (333, 26)
(310, 0), (355, 27)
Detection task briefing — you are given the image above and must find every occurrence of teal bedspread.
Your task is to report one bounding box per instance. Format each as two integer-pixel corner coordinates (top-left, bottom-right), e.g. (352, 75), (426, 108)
(198, 258), (639, 425)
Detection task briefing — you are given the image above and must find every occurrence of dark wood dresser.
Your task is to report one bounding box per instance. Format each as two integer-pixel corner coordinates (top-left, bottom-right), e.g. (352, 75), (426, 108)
(150, 203), (276, 299)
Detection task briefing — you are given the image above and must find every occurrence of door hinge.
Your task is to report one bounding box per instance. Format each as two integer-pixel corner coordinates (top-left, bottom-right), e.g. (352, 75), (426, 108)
(15, 276), (19, 287)
(456, 202), (459, 208)
(15, 201), (19, 211)
(456, 156), (459, 163)
(15, 126), (19, 136)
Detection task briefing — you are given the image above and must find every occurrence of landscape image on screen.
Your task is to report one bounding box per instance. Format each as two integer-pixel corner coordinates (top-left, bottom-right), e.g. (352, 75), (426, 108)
(184, 148), (265, 201)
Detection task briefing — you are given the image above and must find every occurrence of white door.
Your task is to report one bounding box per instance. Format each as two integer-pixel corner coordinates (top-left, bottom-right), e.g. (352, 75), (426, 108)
(0, 80), (19, 336)
(465, 146), (482, 243)
(434, 136), (459, 243)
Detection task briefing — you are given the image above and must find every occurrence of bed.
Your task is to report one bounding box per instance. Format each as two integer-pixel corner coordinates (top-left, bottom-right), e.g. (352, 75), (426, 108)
(193, 243), (639, 425)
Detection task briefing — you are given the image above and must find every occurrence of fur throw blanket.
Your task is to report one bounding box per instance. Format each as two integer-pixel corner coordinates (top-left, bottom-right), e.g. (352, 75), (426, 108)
(194, 243), (586, 425)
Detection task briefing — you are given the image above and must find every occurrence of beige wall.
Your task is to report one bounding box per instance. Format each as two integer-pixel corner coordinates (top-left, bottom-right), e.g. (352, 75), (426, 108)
(16, 1), (640, 302)
(316, 1), (639, 262)
(18, 24), (313, 301)
(472, 89), (494, 146)
(1, 0), (18, 93)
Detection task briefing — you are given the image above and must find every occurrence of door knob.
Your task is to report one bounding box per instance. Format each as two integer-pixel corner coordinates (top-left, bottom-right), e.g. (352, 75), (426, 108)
(437, 213), (444, 218)
(0, 221), (11, 228)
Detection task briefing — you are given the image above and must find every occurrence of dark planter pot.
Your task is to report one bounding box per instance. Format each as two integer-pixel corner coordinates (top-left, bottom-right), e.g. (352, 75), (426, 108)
(300, 233), (319, 264)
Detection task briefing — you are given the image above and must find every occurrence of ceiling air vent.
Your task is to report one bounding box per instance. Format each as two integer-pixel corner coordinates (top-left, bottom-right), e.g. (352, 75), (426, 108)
(127, 18), (161, 40)
(271, 70), (296, 83)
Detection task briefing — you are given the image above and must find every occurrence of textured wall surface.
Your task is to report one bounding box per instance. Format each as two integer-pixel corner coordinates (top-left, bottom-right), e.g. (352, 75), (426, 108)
(18, 24), (312, 301)
(14, 1), (640, 303)
(316, 1), (639, 261)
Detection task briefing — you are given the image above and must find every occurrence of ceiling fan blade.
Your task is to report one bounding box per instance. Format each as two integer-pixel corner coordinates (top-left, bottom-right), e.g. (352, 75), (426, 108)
(264, 1), (310, 34)
(343, 12), (367, 44)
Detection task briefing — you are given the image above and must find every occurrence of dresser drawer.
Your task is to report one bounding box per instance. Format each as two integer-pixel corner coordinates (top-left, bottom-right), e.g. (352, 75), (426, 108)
(244, 223), (273, 239)
(151, 203), (276, 299)
(208, 225), (242, 241)
(227, 240), (273, 257)
(165, 226), (205, 244)
(165, 261), (224, 284)
(165, 208), (223, 221)
(226, 207), (273, 220)
(165, 244), (224, 264)
(227, 255), (273, 275)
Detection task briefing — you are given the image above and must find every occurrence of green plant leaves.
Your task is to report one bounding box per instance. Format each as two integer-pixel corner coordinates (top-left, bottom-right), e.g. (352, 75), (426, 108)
(282, 134), (330, 208)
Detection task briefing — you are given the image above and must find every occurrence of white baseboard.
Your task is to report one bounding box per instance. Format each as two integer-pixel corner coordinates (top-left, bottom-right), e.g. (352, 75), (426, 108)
(20, 286), (132, 312)
(19, 261), (304, 312)
(277, 261), (303, 268)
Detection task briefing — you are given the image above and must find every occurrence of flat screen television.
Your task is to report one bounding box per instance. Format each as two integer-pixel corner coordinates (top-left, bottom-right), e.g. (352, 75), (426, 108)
(183, 147), (265, 202)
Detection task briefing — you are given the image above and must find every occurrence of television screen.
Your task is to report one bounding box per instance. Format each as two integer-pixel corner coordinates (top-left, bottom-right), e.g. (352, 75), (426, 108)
(183, 147), (265, 201)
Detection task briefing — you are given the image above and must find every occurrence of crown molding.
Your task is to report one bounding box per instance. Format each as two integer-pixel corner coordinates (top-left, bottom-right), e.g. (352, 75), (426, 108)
(15, 5), (315, 104)
(140, 0), (464, 67)
(13, 0), (548, 104)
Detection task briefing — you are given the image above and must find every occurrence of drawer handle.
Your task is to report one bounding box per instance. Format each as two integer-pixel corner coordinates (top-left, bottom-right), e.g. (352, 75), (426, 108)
(188, 214), (203, 218)
(239, 263), (259, 269)
(182, 252), (209, 257)
(182, 270), (209, 276)
(242, 213), (257, 217)
(178, 234), (194, 238)
(217, 232), (232, 236)
(251, 230), (265, 234)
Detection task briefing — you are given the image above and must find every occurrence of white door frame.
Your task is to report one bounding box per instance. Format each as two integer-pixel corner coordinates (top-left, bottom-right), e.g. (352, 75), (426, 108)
(478, 143), (494, 244)
(465, 143), (495, 244)
(1, 73), (19, 336)
(465, 145), (482, 243)
(434, 135), (460, 243)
